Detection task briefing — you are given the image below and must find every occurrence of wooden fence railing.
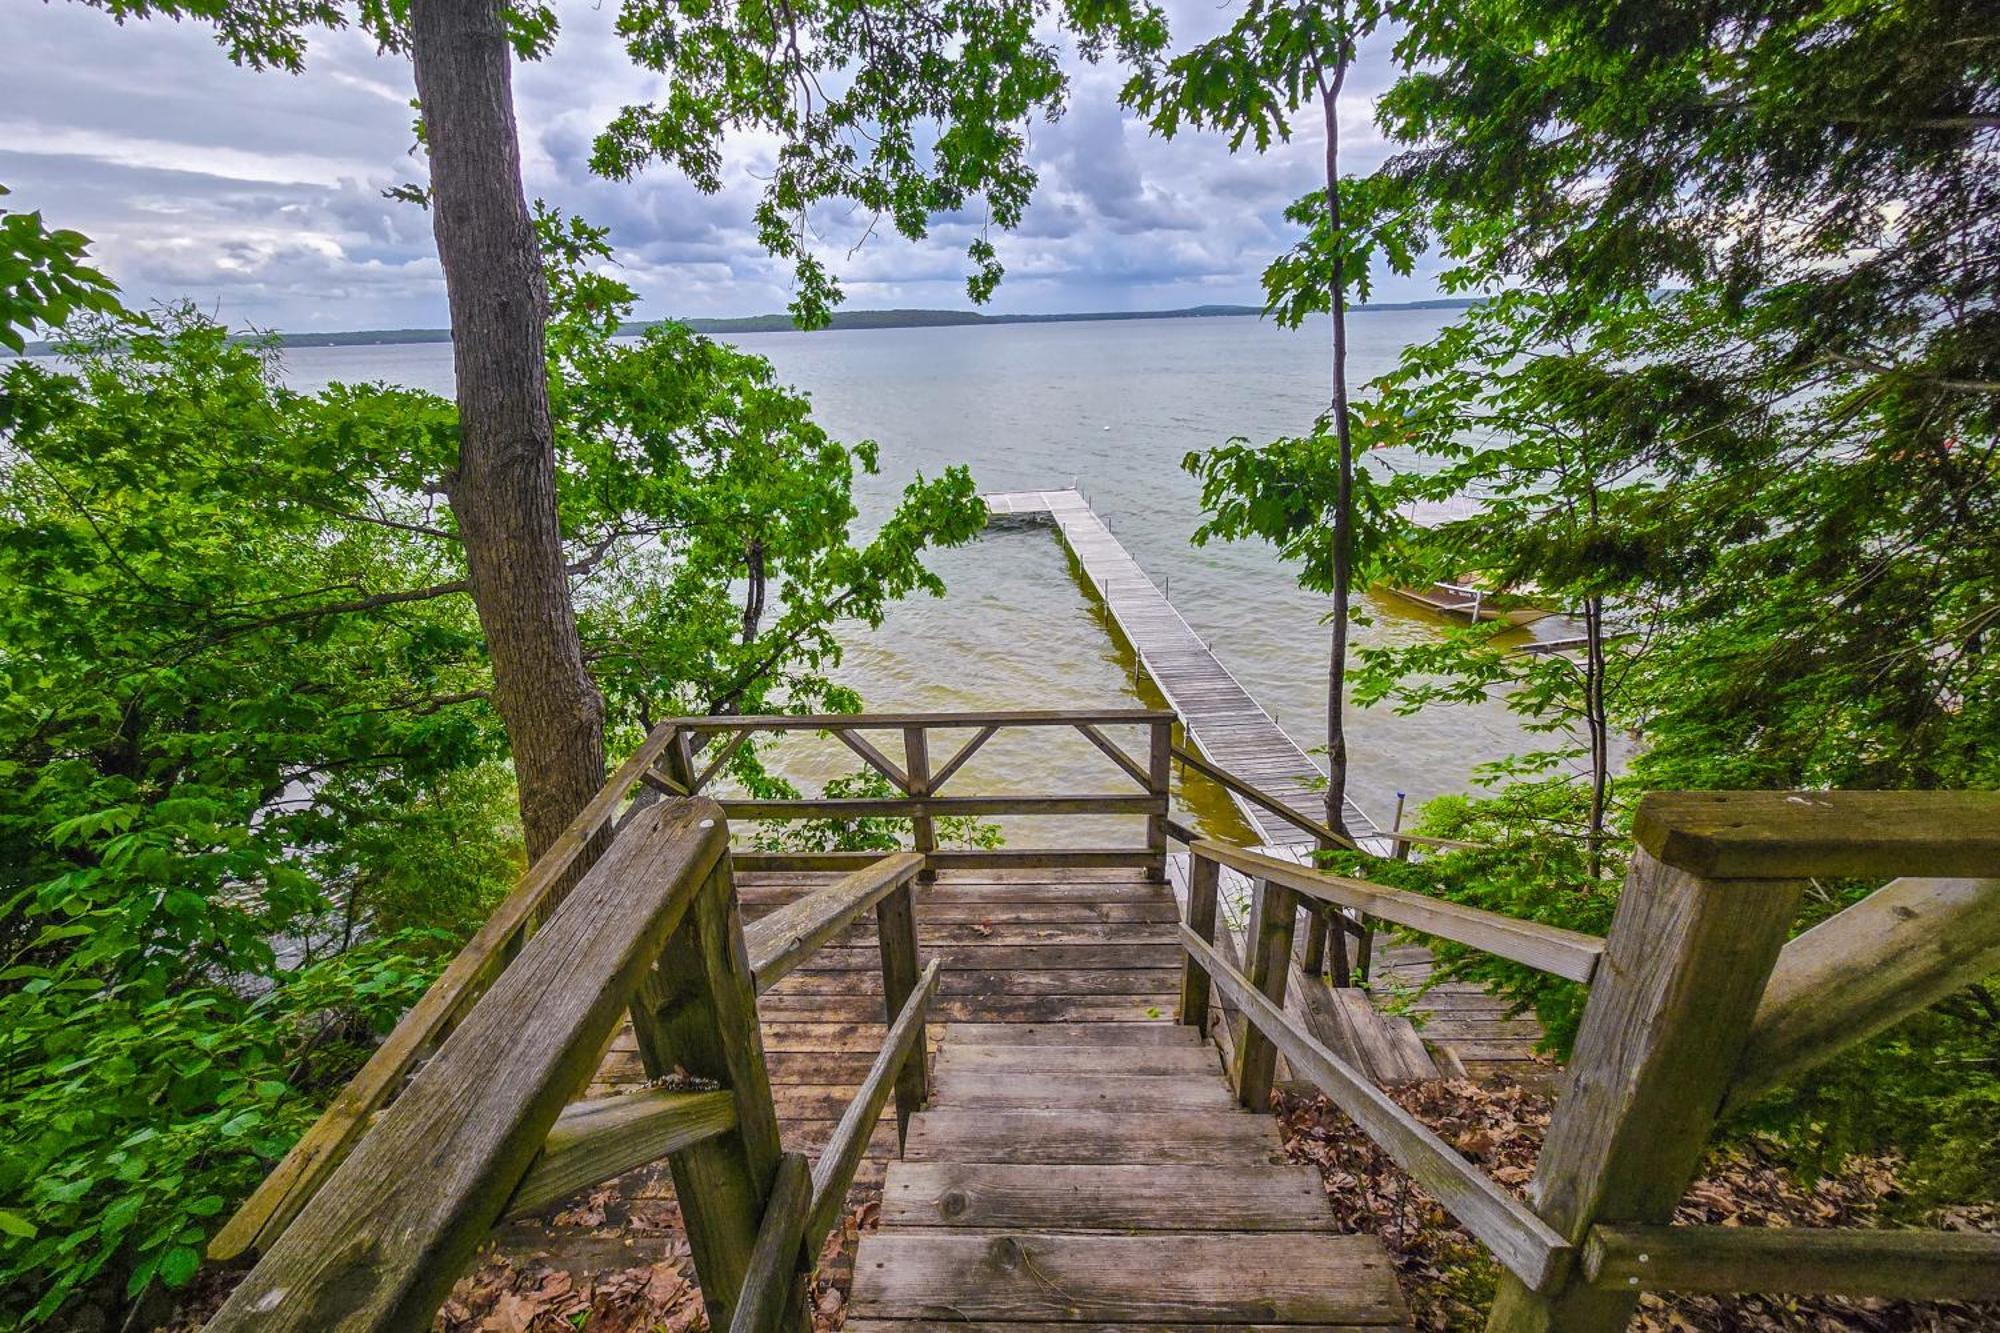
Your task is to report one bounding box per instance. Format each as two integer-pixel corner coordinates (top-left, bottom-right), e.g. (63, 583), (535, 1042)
(654, 708), (1176, 881)
(204, 787), (939, 1332)
(1175, 789), (2000, 1328)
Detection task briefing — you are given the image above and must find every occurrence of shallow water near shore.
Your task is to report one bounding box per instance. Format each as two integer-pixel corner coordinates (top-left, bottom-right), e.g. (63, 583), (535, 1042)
(281, 311), (1560, 844)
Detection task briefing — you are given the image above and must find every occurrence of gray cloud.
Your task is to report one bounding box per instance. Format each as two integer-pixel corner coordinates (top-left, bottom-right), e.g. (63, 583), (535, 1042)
(3, 1), (1440, 329)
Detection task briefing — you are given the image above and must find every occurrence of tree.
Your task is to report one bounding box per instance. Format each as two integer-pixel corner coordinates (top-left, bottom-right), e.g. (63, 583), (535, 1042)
(0, 184), (121, 356)
(1126, 0), (1411, 842)
(0, 209), (983, 1324)
(62, 0), (1168, 860)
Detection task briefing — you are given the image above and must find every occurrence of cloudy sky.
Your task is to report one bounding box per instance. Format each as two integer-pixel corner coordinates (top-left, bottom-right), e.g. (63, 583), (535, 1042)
(5, 1), (1429, 331)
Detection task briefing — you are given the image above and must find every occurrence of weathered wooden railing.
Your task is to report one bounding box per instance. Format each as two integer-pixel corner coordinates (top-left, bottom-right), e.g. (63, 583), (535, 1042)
(205, 776), (940, 1330)
(1176, 789), (2000, 1328)
(655, 708), (1176, 880)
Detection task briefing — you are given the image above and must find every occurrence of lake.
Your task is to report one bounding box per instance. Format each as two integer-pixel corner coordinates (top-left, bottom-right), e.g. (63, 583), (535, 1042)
(280, 311), (1552, 842)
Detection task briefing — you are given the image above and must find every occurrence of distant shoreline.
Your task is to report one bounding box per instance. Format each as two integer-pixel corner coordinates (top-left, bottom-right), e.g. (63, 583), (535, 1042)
(21, 299), (1478, 355)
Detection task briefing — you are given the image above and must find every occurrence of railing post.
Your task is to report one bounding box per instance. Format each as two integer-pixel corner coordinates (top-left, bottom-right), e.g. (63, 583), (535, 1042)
(1231, 875), (1299, 1109)
(1485, 832), (1802, 1332)
(903, 725), (936, 882)
(875, 863), (928, 1143)
(1147, 718), (1172, 882)
(630, 847), (801, 1333)
(1178, 850), (1220, 1031)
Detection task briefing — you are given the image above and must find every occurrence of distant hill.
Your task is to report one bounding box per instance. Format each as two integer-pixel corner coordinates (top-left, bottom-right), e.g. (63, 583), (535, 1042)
(20, 299), (1479, 355)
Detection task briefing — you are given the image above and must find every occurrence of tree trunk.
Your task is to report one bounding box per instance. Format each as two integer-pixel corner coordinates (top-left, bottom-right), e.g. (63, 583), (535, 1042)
(410, 0), (606, 863)
(1583, 592), (1610, 879)
(1320, 70), (1356, 844)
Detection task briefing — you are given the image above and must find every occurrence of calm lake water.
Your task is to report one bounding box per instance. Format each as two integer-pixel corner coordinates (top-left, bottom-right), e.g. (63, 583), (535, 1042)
(280, 312), (1557, 844)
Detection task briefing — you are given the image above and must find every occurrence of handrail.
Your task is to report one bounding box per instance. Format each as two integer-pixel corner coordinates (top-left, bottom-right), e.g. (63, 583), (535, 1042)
(206, 799), (733, 1329)
(1180, 926), (1573, 1293)
(209, 721), (686, 1261)
(1170, 743), (1359, 851)
(1193, 840), (1605, 984)
(730, 1153), (813, 1333)
(743, 852), (925, 992)
(806, 957), (942, 1250)
(668, 708), (1174, 730)
(1581, 1223), (2000, 1301)
(504, 1088), (736, 1219)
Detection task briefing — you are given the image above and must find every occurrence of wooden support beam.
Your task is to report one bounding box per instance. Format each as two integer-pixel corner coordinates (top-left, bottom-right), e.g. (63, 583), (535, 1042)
(1633, 789), (2000, 879)
(1076, 721), (1154, 790)
(904, 726), (936, 882)
(1231, 876), (1299, 1109)
(505, 1089), (736, 1219)
(666, 709), (1175, 731)
(833, 728), (910, 791)
(1178, 852), (1220, 1032)
(875, 869), (928, 1140)
(742, 853), (924, 993)
(1183, 927), (1571, 1293)
(1198, 840), (1605, 984)
(1723, 875), (2000, 1116)
(693, 728), (754, 794)
(929, 724), (999, 794)
(1485, 848), (1801, 1332)
(1147, 719), (1172, 883)
(634, 853), (794, 1333)
(729, 1153), (813, 1333)
(721, 795), (1163, 820)
(1583, 1224), (2000, 1301)
(733, 848), (1159, 873)
(203, 800), (726, 1329)
(207, 722), (686, 1262)
(807, 958), (941, 1250)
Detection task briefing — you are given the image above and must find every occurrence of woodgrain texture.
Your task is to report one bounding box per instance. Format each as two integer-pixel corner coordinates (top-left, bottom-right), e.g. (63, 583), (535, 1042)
(1633, 789), (2000, 879)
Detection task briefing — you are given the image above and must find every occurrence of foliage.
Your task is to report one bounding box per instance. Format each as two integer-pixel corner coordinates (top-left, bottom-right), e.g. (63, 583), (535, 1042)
(0, 210), (983, 1324)
(596, 0), (1169, 324)
(0, 184), (122, 356)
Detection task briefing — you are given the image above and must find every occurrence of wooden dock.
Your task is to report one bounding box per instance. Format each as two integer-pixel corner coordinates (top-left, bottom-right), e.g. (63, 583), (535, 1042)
(985, 488), (1377, 847)
(987, 488), (1545, 1081)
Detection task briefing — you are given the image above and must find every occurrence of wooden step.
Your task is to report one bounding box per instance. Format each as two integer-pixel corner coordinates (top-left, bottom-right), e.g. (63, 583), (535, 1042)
(848, 1322), (1399, 1333)
(940, 1022), (1198, 1046)
(926, 1069), (1237, 1111)
(881, 1163), (1336, 1231)
(905, 1109), (1287, 1165)
(848, 1232), (1407, 1325)
(934, 1043), (1218, 1076)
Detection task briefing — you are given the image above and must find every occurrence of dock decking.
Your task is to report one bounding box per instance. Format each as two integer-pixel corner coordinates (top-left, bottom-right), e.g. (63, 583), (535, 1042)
(985, 488), (1375, 847)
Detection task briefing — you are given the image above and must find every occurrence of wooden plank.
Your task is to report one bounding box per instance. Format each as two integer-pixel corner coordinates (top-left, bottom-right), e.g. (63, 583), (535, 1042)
(925, 1069), (1237, 1111)
(1198, 841), (1605, 984)
(667, 709), (1175, 730)
(755, 994), (1180, 1023)
(735, 849), (1159, 873)
(1075, 721), (1154, 789)
(1583, 1223), (2000, 1301)
(1183, 926), (1572, 1295)
(880, 1163), (1336, 1231)
(798, 943), (1183, 971)
(692, 727), (753, 794)
(722, 794), (1165, 819)
(847, 1232), (1406, 1324)
(1724, 875), (2000, 1115)
(904, 1108), (1286, 1165)
(940, 1021), (1197, 1046)
(769, 968), (1179, 997)
(807, 959), (941, 1248)
(1487, 848), (1801, 1331)
(875, 874), (927, 1138)
(934, 1044), (1215, 1075)
(505, 1088), (736, 1219)
(1633, 789), (2000, 879)
(204, 800), (724, 1328)
(208, 722), (683, 1261)
(729, 1152), (811, 1333)
(848, 1323), (1395, 1333)
(742, 853), (923, 992)
(1174, 747), (1357, 851)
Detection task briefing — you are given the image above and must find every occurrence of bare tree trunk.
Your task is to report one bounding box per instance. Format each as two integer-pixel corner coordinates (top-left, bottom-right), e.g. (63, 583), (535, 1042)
(1320, 67), (1356, 844)
(1583, 592), (1609, 878)
(410, 0), (606, 862)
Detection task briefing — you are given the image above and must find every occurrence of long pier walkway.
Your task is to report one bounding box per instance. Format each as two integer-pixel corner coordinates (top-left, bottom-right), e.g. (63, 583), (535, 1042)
(985, 488), (1377, 848)
(985, 488), (1544, 1082)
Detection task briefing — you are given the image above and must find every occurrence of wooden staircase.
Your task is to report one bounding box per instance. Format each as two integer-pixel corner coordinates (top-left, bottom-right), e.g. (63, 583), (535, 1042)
(847, 1021), (1410, 1330)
